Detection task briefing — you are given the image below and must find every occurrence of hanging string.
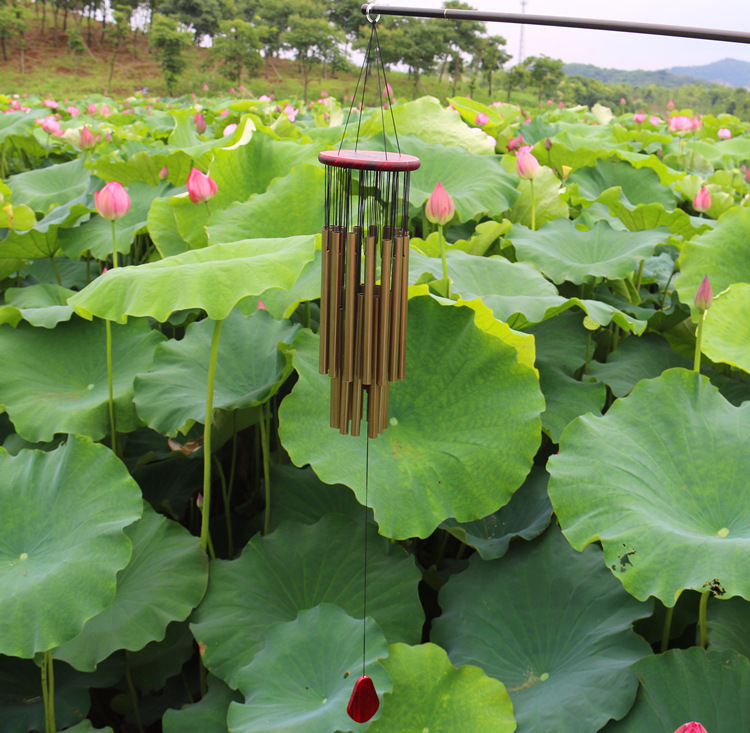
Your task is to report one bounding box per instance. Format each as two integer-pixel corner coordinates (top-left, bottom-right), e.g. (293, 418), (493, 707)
(362, 432), (370, 676)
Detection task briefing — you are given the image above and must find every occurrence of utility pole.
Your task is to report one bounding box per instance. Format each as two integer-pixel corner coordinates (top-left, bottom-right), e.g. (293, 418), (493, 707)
(518, 0), (527, 62)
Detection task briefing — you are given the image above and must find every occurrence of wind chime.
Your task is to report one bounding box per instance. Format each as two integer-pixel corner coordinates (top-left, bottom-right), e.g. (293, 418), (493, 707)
(317, 6), (420, 724)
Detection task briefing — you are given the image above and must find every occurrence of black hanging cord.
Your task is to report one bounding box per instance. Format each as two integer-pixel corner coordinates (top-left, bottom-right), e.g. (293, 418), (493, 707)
(338, 16), (403, 157)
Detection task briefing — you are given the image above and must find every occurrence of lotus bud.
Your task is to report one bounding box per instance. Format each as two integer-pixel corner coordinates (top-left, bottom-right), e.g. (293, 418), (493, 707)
(717, 127), (731, 139)
(544, 137), (552, 150)
(620, 97), (626, 104)
(87, 102), (98, 115)
(79, 125), (96, 149)
(203, 83), (209, 91)
(558, 101), (564, 108)
(223, 123), (238, 137)
(667, 99), (675, 109)
(745, 166), (750, 183)
(633, 111), (646, 123)
(649, 116), (661, 124)
(693, 186), (711, 213)
(694, 275), (713, 312)
(425, 181), (455, 226)
(516, 145), (540, 180)
(196, 493), (203, 509)
(186, 168), (218, 204)
(673, 724), (708, 733)
(159, 165), (169, 180)
(100, 103), (111, 116)
(474, 112), (489, 126)
(193, 112), (206, 134)
(95, 181), (131, 221)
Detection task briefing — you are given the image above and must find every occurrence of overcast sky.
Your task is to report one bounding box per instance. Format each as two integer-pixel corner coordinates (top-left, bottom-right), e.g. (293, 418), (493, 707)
(377, 0), (750, 70)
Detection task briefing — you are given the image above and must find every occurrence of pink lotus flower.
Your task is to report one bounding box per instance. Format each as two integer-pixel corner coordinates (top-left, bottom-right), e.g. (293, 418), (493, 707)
(649, 116), (662, 125)
(230, 87), (235, 93)
(203, 83), (209, 91)
(558, 101), (564, 108)
(717, 127), (731, 139)
(507, 133), (524, 151)
(633, 112), (646, 123)
(620, 97), (626, 104)
(691, 116), (702, 131)
(186, 168), (218, 204)
(259, 94), (271, 102)
(673, 723), (707, 733)
(100, 103), (111, 116)
(95, 181), (131, 221)
(222, 123), (238, 137)
(425, 181), (455, 226)
(79, 125), (96, 149)
(87, 103), (98, 115)
(746, 166), (750, 183)
(159, 166), (169, 180)
(66, 106), (80, 117)
(44, 99), (59, 109)
(193, 112), (206, 134)
(693, 185), (711, 213)
(547, 99), (553, 105)
(284, 104), (299, 122)
(669, 116), (692, 132)
(667, 99), (675, 109)
(219, 108), (229, 117)
(474, 112), (489, 126)
(516, 145), (540, 180)
(40, 115), (63, 136)
(694, 275), (713, 311)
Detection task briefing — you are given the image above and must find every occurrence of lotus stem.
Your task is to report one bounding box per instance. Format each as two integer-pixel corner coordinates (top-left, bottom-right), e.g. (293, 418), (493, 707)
(213, 455), (234, 558)
(49, 255), (62, 286)
(200, 317), (224, 554)
(693, 310), (706, 373)
(124, 650), (145, 733)
(634, 259), (645, 297)
(530, 178), (536, 231)
(660, 605), (675, 652)
(111, 220), (118, 268)
(261, 404), (272, 535)
(105, 319), (119, 457)
(698, 589), (710, 648)
(438, 223), (450, 298)
(42, 650), (56, 733)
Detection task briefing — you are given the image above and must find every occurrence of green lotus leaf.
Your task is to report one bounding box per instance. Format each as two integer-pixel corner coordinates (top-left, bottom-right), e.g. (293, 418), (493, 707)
(59, 723), (114, 733)
(586, 333), (691, 397)
(228, 605), (391, 733)
(59, 180), (172, 260)
(432, 527), (652, 732)
(0, 435), (143, 656)
(596, 187), (705, 237)
(370, 134), (518, 222)
(701, 283), (750, 373)
(358, 96), (496, 154)
(209, 127), (327, 207)
(604, 648), (750, 732)
(0, 317), (164, 442)
(146, 194), (194, 258)
(7, 158), (90, 213)
(508, 219), (666, 285)
(68, 235), (317, 323)
(409, 249), (563, 327)
(568, 158), (678, 209)
(508, 167), (569, 228)
(538, 364), (607, 442)
(54, 502), (208, 671)
(91, 149), (191, 187)
(441, 465), (552, 560)
(526, 310), (590, 373)
(279, 296), (544, 539)
(206, 165), (325, 245)
(126, 620), (197, 693)
(190, 514), (422, 687)
(549, 368), (750, 604)
(367, 643), (516, 733)
(265, 464), (364, 532)
(250, 249), (322, 320)
(134, 309), (299, 435)
(163, 674), (242, 733)
(0, 655), (92, 732)
(706, 596), (750, 658)
(1, 283), (74, 328)
(676, 206), (750, 307)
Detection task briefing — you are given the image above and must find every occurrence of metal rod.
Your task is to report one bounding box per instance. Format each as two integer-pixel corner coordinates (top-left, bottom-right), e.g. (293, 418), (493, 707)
(360, 4), (750, 45)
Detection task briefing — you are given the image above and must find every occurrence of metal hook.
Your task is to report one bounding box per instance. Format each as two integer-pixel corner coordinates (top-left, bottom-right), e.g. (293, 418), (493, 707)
(365, 3), (380, 24)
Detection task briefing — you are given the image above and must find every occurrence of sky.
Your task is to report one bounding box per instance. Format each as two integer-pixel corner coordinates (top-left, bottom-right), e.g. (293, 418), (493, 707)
(375, 0), (750, 70)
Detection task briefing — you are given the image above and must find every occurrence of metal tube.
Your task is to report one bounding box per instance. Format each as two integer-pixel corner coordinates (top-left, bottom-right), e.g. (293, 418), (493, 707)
(378, 238), (393, 386)
(319, 226), (331, 375)
(362, 234), (377, 386)
(360, 4), (750, 45)
(343, 230), (359, 382)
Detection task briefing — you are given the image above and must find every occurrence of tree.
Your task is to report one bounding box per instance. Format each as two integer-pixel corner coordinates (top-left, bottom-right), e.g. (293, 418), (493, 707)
(156, 0), (232, 42)
(282, 2), (344, 104)
(440, 1), (485, 97)
(525, 55), (565, 102)
(0, 6), (18, 63)
(209, 17), (263, 86)
(149, 12), (191, 95)
(68, 25), (85, 73)
(503, 62), (529, 102)
(326, 0), (367, 46)
(477, 34), (511, 99)
(106, 5), (130, 89)
(397, 18), (443, 98)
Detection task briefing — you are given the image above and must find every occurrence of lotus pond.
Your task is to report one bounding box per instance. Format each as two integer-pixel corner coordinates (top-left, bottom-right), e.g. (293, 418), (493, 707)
(1, 90), (750, 732)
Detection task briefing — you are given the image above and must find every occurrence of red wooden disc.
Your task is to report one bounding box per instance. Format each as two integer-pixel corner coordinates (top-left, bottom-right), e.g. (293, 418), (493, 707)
(319, 149), (421, 172)
(346, 675), (380, 723)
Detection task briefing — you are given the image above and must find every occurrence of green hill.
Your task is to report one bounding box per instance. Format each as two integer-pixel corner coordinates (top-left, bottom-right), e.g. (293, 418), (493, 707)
(668, 58), (750, 87)
(562, 63), (701, 88)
